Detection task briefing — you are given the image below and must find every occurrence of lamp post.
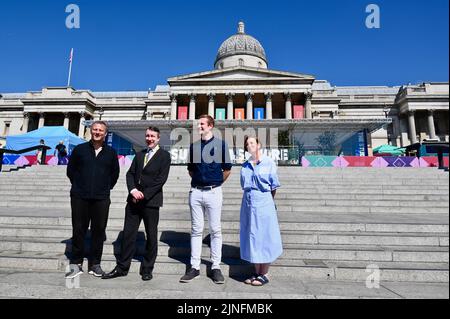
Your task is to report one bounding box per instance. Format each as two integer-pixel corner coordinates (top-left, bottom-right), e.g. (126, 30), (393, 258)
(383, 105), (389, 118)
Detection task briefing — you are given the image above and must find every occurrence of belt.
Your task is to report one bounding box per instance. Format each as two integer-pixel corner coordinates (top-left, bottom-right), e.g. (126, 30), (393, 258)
(193, 185), (220, 191)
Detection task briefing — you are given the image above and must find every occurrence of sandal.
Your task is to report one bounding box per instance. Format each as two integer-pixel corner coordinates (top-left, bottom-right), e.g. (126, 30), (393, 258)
(251, 275), (270, 286)
(244, 273), (259, 285)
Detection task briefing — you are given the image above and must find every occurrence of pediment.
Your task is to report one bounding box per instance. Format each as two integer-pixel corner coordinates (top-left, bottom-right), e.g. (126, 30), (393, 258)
(168, 66), (315, 84)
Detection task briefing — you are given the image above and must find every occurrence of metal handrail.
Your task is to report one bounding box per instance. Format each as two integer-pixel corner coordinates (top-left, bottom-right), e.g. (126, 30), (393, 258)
(0, 145), (51, 171)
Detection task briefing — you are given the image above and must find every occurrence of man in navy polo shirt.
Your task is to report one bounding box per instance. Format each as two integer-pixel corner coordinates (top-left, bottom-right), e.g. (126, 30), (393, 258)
(180, 115), (232, 284)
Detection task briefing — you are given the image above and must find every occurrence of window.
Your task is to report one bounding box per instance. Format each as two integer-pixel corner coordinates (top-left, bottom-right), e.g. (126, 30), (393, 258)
(238, 59), (244, 66)
(220, 63), (224, 69)
(258, 62), (262, 68)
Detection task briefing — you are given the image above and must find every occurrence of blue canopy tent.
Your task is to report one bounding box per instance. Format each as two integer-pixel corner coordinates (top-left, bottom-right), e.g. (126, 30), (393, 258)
(5, 126), (86, 155)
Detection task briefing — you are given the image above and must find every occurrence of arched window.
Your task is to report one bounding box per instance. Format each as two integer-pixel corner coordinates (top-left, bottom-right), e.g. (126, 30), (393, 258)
(220, 63), (224, 69)
(258, 61), (262, 68)
(238, 59), (244, 67)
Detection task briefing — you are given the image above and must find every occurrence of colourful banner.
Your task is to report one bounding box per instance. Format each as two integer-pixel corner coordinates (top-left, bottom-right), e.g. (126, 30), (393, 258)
(234, 108), (245, 120)
(301, 156), (449, 168)
(293, 105), (305, 119)
(254, 107), (265, 120)
(177, 106), (188, 120)
(2, 154), (448, 168)
(215, 108), (226, 120)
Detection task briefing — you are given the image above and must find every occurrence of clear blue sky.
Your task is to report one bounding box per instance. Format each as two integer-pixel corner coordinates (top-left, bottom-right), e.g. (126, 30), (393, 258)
(0, 0), (448, 92)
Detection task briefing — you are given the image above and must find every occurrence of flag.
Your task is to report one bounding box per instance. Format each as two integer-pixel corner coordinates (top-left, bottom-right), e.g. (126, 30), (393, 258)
(67, 48), (74, 87)
(69, 48), (74, 63)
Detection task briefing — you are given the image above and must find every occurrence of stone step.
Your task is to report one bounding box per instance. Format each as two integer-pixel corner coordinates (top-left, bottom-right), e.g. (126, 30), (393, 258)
(1, 207), (447, 223)
(0, 236), (448, 263)
(0, 215), (447, 233)
(0, 270), (448, 299)
(0, 201), (448, 213)
(1, 179), (448, 186)
(11, 176), (446, 182)
(0, 268), (442, 300)
(2, 185), (449, 195)
(0, 189), (447, 201)
(3, 172), (449, 179)
(0, 224), (447, 247)
(0, 252), (447, 282)
(10, 166), (448, 172)
(12, 167), (450, 174)
(0, 273), (373, 299)
(0, 195), (447, 209)
(2, 169), (449, 177)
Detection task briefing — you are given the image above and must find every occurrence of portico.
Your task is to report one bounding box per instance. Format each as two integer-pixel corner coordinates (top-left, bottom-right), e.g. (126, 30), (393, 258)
(167, 67), (315, 121)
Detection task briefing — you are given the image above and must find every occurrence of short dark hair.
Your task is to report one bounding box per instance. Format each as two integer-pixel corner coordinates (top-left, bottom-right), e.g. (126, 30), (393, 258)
(198, 114), (215, 127)
(244, 136), (260, 152)
(147, 126), (160, 137)
(91, 121), (108, 131)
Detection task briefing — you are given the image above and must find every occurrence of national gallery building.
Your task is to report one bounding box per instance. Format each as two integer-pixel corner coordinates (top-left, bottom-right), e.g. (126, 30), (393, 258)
(1, 22), (448, 160)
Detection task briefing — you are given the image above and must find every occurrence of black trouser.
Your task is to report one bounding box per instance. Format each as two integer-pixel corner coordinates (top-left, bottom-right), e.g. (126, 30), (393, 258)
(117, 203), (160, 275)
(70, 197), (111, 267)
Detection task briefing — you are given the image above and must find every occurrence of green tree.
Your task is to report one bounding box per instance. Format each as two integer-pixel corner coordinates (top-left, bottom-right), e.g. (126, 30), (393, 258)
(315, 131), (338, 155)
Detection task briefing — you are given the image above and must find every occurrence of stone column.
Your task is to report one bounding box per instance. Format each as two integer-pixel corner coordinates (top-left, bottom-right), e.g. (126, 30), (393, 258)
(265, 92), (273, 120)
(408, 110), (418, 144)
(22, 112), (30, 133)
(227, 93), (234, 120)
(208, 93), (215, 118)
(400, 117), (409, 147)
(285, 92), (292, 119)
(38, 112), (45, 128)
(305, 91), (313, 119)
(246, 93), (254, 120)
(78, 111), (86, 138)
(393, 117), (402, 146)
(189, 94), (196, 120)
(63, 112), (70, 129)
(427, 109), (437, 140)
(170, 93), (177, 120)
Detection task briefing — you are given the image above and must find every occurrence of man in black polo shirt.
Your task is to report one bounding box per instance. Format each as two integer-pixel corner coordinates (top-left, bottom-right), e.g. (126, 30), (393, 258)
(65, 121), (120, 279)
(180, 115), (232, 284)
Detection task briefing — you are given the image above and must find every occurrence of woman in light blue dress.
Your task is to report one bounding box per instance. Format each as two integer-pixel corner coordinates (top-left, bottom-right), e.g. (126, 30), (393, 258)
(240, 136), (283, 286)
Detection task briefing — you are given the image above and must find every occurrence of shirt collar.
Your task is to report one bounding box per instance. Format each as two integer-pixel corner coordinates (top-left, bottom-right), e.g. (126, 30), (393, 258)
(201, 136), (215, 145)
(247, 154), (265, 166)
(89, 140), (106, 149)
(148, 144), (160, 153)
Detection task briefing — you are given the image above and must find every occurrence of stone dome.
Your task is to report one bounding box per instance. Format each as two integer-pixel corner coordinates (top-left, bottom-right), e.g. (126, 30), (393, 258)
(214, 22), (268, 69)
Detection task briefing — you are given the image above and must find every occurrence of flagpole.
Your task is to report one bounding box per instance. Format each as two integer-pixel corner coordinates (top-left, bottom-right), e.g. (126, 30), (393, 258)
(67, 48), (73, 87)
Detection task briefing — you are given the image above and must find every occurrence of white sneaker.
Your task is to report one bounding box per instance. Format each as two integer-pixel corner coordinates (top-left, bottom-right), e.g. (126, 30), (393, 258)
(65, 264), (83, 279)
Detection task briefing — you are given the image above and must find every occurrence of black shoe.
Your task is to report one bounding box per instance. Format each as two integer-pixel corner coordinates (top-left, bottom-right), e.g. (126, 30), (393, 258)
(211, 269), (225, 284)
(88, 264), (105, 277)
(101, 267), (127, 279)
(179, 268), (200, 283)
(141, 273), (153, 281)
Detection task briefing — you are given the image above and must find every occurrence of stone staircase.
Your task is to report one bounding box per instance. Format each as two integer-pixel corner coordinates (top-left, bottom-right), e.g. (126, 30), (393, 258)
(0, 165), (448, 289)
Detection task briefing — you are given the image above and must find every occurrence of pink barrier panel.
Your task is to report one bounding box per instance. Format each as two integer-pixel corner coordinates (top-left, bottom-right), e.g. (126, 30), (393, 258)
(47, 156), (58, 166)
(14, 156), (30, 166)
